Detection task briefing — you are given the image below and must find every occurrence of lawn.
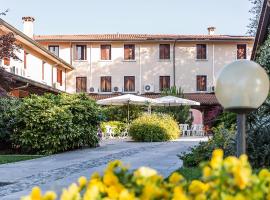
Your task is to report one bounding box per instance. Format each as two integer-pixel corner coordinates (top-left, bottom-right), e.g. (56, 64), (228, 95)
(0, 155), (43, 164)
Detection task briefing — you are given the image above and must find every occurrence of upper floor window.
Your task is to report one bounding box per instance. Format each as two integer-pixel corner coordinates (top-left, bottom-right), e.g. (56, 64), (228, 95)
(159, 76), (170, 91)
(159, 44), (170, 59)
(124, 76), (135, 92)
(42, 61), (45, 80)
(48, 45), (59, 57)
(124, 44), (135, 60)
(196, 75), (207, 91)
(237, 44), (247, 59)
(101, 45), (111, 60)
(3, 57), (10, 66)
(196, 44), (207, 60)
(75, 45), (87, 60)
(57, 69), (63, 86)
(100, 76), (111, 92)
(76, 77), (87, 93)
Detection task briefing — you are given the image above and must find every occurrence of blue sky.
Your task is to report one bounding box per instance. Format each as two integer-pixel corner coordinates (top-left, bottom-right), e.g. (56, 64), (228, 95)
(1, 0), (253, 35)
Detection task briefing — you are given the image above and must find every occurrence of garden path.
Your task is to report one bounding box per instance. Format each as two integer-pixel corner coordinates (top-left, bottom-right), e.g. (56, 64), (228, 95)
(0, 137), (207, 200)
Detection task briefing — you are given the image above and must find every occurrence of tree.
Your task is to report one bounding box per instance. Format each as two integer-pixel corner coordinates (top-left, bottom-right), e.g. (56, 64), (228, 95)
(0, 9), (21, 96)
(247, 0), (263, 36)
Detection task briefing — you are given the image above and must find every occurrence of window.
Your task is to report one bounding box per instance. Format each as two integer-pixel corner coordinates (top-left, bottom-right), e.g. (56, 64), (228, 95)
(4, 57), (10, 66)
(237, 44), (247, 59)
(159, 76), (170, 91)
(75, 45), (87, 60)
(159, 44), (170, 59)
(24, 51), (28, 69)
(76, 77), (87, 93)
(57, 69), (63, 86)
(124, 44), (135, 60)
(100, 76), (111, 92)
(124, 76), (135, 92)
(196, 75), (207, 91)
(101, 45), (111, 60)
(196, 44), (207, 60)
(48, 45), (59, 57)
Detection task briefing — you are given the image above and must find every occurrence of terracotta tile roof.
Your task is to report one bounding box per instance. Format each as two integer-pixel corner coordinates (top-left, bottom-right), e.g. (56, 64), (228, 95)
(34, 34), (254, 42)
(89, 93), (219, 106)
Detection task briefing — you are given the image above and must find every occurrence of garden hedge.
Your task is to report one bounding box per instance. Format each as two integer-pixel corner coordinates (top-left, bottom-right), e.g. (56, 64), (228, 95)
(129, 113), (180, 142)
(11, 93), (101, 154)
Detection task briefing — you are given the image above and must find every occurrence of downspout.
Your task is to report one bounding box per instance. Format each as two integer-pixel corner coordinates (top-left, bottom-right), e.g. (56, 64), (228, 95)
(173, 40), (177, 87)
(212, 43), (215, 87)
(139, 44), (142, 94)
(70, 42), (73, 65)
(90, 44), (92, 90)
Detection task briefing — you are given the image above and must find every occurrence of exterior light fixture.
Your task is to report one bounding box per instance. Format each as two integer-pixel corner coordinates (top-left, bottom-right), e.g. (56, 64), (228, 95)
(215, 60), (269, 156)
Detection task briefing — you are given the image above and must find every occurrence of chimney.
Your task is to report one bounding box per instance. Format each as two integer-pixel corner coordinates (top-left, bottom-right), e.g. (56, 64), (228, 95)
(207, 26), (216, 35)
(22, 16), (35, 38)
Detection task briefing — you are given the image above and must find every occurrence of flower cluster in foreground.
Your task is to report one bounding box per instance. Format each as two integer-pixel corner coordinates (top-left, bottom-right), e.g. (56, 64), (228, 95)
(22, 149), (270, 200)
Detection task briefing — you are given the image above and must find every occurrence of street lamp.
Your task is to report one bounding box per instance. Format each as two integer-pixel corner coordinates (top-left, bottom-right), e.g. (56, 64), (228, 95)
(215, 60), (269, 157)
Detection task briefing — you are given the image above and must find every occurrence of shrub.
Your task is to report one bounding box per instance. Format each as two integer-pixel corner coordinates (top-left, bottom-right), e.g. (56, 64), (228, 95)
(22, 149), (270, 200)
(12, 93), (100, 154)
(129, 113), (180, 142)
(179, 124), (236, 167)
(102, 105), (143, 122)
(0, 97), (21, 150)
(100, 121), (126, 136)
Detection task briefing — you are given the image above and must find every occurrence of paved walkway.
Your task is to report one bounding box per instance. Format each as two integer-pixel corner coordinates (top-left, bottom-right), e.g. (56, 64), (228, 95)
(0, 137), (206, 200)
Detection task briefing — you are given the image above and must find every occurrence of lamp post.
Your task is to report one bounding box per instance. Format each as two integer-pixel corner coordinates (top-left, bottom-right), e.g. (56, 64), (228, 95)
(215, 60), (269, 157)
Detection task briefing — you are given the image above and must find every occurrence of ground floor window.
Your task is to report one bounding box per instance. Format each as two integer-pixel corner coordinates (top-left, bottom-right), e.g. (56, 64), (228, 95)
(57, 69), (63, 86)
(124, 76), (135, 92)
(100, 76), (111, 92)
(76, 77), (87, 93)
(196, 75), (207, 91)
(159, 76), (170, 91)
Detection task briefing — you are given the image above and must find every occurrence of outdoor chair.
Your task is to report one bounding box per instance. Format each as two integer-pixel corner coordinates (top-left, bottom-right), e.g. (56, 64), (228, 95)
(179, 124), (191, 136)
(119, 128), (129, 138)
(191, 124), (205, 136)
(104, 125), (115, 138)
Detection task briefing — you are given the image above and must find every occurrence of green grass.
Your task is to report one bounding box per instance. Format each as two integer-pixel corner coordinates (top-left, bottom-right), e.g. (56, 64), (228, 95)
(0, 155), (43, 164)
(173, 167), (201, 181)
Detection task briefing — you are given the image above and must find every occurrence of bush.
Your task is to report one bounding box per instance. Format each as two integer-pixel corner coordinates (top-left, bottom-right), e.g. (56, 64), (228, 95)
(22, 149), (270, 200)
(0, 97), (21, 150)
(12, 93), (100, 154)
(179, 124), (236, 167)
(100, 121), (126, 136)
(129, 113), (180, 142)
(102, 105), (143, 122)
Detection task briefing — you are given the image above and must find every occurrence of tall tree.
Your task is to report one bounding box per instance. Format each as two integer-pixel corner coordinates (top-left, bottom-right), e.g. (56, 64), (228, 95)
(247, 0), (263, 36)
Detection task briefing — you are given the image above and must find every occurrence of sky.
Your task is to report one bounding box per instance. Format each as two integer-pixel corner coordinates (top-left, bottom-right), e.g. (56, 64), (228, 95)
(1, 0), (253, 35)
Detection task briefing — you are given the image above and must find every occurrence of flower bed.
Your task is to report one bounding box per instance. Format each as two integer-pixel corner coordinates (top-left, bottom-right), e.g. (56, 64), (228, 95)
(22, 149), (270, 200)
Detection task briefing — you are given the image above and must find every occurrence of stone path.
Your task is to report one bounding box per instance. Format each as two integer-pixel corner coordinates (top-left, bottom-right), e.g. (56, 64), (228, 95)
(0, 137), (206, 200)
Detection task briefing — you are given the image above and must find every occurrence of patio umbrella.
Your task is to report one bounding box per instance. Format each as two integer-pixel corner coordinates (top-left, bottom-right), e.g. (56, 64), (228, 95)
(97, 94), (159, 121)
(154, 96), (200, 106)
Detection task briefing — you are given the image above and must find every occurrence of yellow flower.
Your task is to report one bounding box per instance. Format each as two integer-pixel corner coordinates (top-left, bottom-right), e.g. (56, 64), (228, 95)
(43, 191), (57, 200)
(169, 172), (184, 184)
(78, 176), (88, 188)
(234, 167), (251, 190)
(134, 166), (157, 178)
(103, 171), (119, 186)
(107, 184), (124, 199)
(119, 189), (135, 200)
(172, 186), (188, 200)
(195, 193), (207, 200)
(30, 187), (42, 200)
(202, 166), (211, 178)
(259, 169), (270, 180)
(210, 149), (223, 169)
(189, 180), (208, 195)
(141, 183), (161, 200)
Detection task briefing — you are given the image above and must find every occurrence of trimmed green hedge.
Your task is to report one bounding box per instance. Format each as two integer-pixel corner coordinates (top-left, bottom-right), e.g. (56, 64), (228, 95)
(129, 113), (180, 142)
(11, 93), (101, 154)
